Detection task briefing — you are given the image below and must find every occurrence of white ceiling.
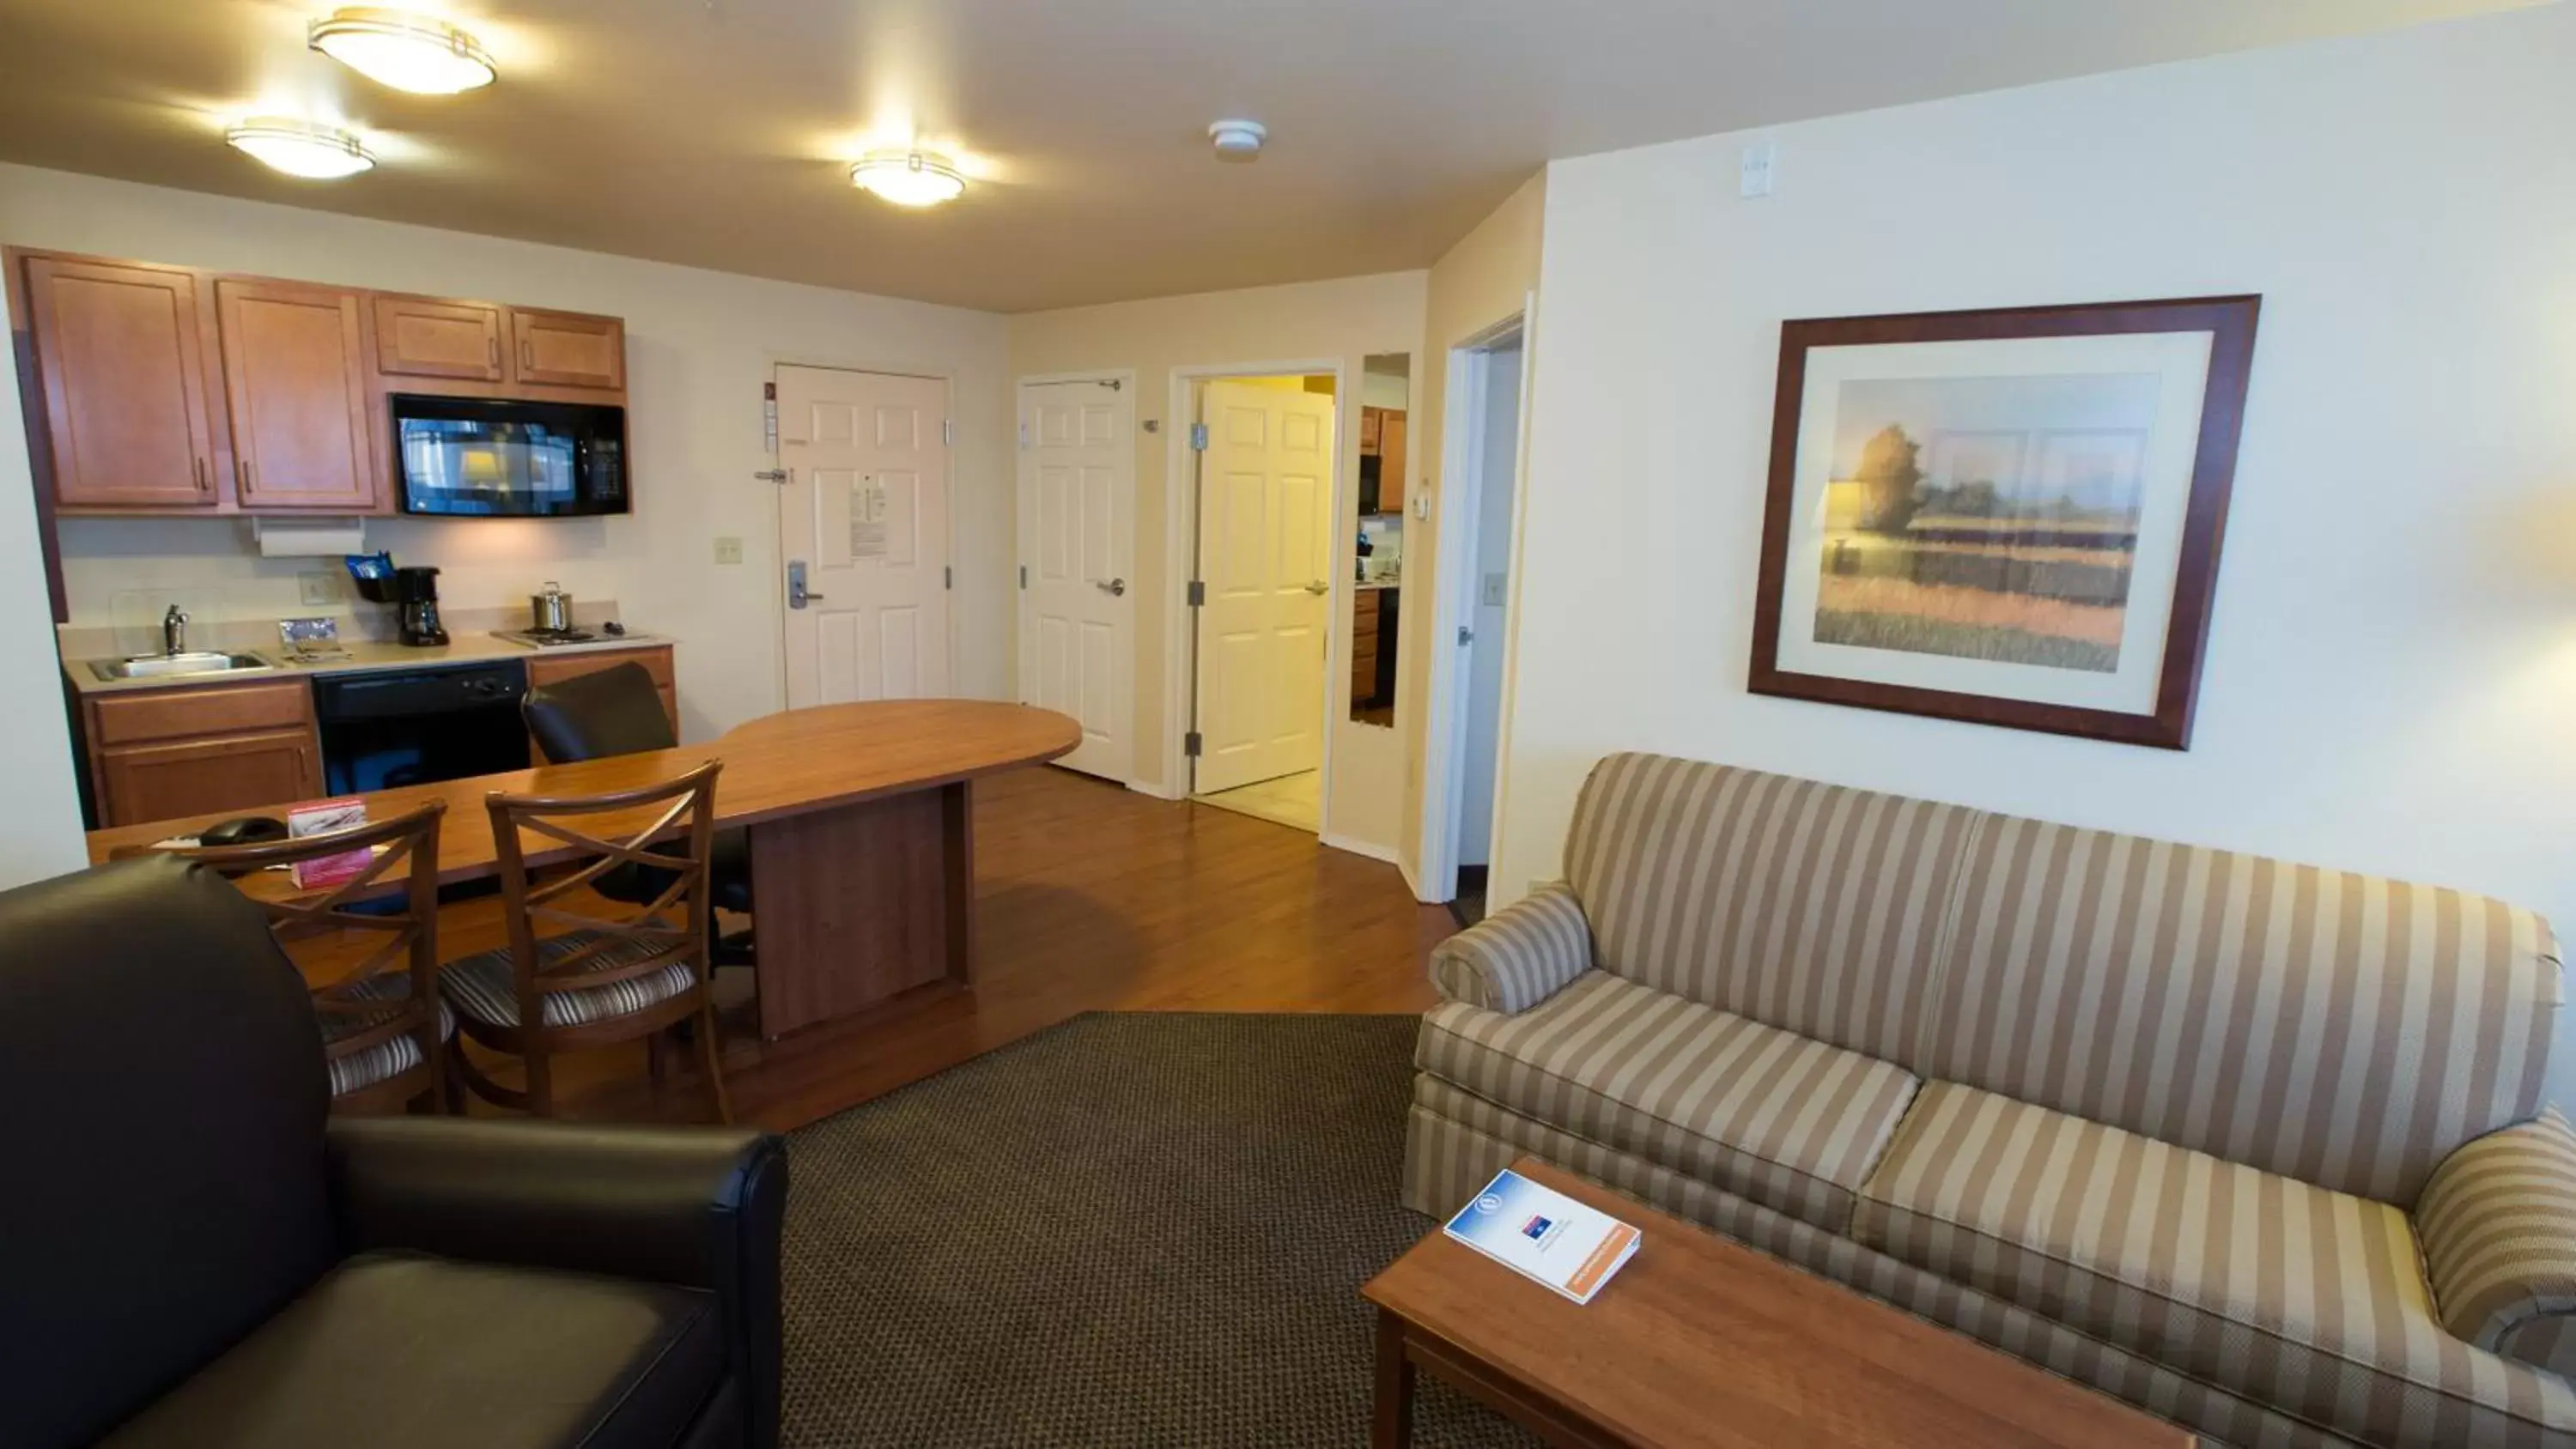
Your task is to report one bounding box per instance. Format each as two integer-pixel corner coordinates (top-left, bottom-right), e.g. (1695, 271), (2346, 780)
(0, 0), (2534, 312)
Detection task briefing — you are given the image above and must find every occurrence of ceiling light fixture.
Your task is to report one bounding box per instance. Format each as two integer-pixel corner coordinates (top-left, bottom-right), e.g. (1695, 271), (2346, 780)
(849, 150), (967, 208)
(1208, 119), (1267, 161)
(226, 118), (377, 179)
(309, 7), (497, 94)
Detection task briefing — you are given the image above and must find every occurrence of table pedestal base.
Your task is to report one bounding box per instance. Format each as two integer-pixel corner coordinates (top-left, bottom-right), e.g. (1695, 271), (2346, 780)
(747, 780), (975, 1040)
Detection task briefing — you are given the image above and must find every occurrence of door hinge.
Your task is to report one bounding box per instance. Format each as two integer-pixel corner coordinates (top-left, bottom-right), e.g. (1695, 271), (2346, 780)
(1019, 564), (1029, 590)
(945, 566), (953, 590)
(1188, 422), (1209, 452)
(943, 419), (955, 446)
(1184, 731), (1203, 758)
(1187, 579), (1206, 607)
(1457, 626), (1474, 646)
(1018, 421), (1030, 449)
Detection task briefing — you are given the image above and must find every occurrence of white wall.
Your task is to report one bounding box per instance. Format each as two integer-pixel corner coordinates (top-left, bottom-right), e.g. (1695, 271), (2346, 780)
(0, 163), (1013, 746)
(1007, 272), (1427, 852)
(0, 318), (90, 886)
(1500, 0), (2576, 991)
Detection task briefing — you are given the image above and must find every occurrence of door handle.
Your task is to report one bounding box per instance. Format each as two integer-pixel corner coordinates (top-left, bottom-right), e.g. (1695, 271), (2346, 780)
(1095, 578), (1127, 597)
(754, 469), (790, 484)
(1303, 580), (1330, 595)
(788, 560), (825, 609)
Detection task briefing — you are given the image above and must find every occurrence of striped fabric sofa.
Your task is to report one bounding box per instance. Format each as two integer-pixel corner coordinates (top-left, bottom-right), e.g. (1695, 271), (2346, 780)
(1401, 753), (2576, 1449)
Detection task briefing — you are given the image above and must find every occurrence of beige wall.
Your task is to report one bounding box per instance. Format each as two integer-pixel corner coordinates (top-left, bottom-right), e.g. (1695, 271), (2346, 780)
(1006, 271), (1428, 852)
(0, 162), (1013, 749)
(1395, 173), (1546, 888)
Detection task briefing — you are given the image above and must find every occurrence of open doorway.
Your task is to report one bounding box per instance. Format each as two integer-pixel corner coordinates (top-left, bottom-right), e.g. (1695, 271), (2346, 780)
(1186, 373), (1338, 834)
(1421, 316), (1530, 921)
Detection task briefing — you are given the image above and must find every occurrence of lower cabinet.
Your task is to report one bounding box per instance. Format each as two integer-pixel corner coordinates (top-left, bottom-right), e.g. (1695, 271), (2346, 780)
(84, 679), (323, 828)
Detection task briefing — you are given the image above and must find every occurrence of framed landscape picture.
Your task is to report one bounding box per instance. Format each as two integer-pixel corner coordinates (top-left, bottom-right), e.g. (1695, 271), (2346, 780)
(1748, 295), (2260, 749)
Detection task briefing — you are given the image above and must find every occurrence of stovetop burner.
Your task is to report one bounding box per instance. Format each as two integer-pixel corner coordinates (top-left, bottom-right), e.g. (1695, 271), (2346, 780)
(495, 627), (600, 647)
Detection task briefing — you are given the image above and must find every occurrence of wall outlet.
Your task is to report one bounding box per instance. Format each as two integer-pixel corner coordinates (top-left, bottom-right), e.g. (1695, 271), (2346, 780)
(713, 536), (744, 565)
(297, 571), (339, 605)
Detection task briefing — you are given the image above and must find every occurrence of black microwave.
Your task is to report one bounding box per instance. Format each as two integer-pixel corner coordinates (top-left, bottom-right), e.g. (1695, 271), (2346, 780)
(391, 394), (628, 518)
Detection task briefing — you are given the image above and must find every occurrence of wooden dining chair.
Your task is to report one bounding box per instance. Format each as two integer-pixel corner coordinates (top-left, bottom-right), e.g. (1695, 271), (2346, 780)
(149, 802), (451, 1113)
(439, 760), (732, 1123)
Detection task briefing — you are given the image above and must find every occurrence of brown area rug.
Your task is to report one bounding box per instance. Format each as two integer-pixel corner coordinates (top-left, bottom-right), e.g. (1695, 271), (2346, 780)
(781, 1012), (1536, 1447)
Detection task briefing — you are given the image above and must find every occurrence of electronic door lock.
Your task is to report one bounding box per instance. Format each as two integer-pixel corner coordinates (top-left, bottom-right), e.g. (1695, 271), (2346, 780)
(787, 560), (824, 609)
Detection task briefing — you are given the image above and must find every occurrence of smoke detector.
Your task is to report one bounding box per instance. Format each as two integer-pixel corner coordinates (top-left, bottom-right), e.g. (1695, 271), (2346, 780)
(1208, 119), (1267, 161)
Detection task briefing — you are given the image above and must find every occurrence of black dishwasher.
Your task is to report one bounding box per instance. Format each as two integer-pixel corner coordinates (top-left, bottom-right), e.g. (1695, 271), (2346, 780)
(313, 660), (532, 795)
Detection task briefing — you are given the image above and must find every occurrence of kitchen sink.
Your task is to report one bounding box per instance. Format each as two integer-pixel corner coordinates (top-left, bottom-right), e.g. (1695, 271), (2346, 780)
(88, 652), (275, 682)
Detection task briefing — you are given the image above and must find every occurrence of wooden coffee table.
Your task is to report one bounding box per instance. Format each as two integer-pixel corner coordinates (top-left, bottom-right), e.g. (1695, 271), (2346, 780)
(1363, 1158), (2194, 1448)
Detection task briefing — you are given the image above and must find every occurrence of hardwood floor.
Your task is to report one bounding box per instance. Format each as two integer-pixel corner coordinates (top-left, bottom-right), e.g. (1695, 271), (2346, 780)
(356, 766), (1458, 1131)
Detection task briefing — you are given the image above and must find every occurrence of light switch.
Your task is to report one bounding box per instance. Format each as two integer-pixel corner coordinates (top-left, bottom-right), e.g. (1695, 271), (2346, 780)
(713, 536), (744, 565)
(297, 571), (338, 605)
(1482, 572), (1508, 608)
(1741, 140), (1777, 198)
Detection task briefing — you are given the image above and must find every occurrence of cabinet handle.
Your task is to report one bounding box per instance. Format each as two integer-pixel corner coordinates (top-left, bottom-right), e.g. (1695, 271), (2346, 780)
(192, 457), (210, 493)
(521, 340), (535, 372)
(487, 336), (500, 370)
(236, 458), (255, 496)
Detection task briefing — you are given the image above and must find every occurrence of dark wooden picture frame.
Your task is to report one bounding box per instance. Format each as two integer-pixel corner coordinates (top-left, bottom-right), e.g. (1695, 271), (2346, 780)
(1747, 295), (2259, 749)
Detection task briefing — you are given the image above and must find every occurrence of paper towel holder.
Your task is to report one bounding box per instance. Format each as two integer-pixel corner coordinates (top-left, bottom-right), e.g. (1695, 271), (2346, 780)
(249, 517), (368, 558)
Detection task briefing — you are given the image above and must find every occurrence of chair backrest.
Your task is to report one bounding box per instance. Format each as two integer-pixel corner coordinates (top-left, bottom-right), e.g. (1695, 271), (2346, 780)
(1561, 752), (2562, 1206)
(1565, 753), (1978, 1065)
(149, 803), (447, 1103)
(484, 761), (720, 1034)
(0, 856), (335, 1448)
(524, 660), (677, 764)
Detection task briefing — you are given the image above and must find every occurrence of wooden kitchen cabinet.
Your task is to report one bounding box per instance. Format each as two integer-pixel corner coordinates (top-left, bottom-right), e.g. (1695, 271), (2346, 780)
(19, 254), (221, 509)
(373, 294), (506, 381)
(1378, 413), (1407, 516)
(509, 308), (625, 391)
(1358, 409), (1382, 451)
(1351, 590), (1382, 704)
(83, 679), (323, 828)
(215, 279), (380, 512)
(525, 645), (677, 745)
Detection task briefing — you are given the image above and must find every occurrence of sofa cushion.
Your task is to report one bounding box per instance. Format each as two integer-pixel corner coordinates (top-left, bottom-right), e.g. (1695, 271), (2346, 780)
(95, 1251), (723, 1449)
(1855, 1082), (2576, 1448)
(1917, 813), (2561, 1205)
(1419, 971), (1918, 1229)
(1564, 754), (1978, 1065)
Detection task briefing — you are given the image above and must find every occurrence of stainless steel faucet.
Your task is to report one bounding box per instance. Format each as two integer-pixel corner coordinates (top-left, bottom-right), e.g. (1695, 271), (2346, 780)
(162, 604), (188, 657)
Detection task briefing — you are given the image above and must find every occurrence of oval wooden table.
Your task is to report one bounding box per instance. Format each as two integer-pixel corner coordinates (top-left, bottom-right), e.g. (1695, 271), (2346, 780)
(88, 700), (1084, 1040)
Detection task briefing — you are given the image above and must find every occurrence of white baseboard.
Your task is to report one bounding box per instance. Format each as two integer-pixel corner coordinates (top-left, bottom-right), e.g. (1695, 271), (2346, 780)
(1321, 831), (1401, 866)
(1126, 777), (1186, 802)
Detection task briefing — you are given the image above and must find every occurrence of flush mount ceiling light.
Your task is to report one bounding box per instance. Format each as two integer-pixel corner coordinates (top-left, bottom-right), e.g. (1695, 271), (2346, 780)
(1208, 119), (1267, 161)
(226, 118), (376, 179)
(309, 7), (496, 94)
(849, 150), (966, 208)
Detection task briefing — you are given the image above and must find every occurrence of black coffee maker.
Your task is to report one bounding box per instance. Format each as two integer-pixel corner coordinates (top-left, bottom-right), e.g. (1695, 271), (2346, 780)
(394, 566), (449, 646)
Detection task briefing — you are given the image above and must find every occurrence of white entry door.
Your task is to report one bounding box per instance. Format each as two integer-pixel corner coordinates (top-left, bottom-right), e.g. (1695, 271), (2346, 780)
(1193, 380), (1334, 795)
(1018, 378), (1135, 782)
(778, 365), (951, 707)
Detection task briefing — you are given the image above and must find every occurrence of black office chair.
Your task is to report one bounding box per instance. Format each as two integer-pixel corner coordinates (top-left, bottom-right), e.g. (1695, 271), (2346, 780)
(521, 662), (756, 927)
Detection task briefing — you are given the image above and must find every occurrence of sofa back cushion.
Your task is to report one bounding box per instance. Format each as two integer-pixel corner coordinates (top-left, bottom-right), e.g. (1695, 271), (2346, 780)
(1565, 754), (1977, 1065)
(1918, 811), (2561, 1205)
(0, 856), (336, 1447)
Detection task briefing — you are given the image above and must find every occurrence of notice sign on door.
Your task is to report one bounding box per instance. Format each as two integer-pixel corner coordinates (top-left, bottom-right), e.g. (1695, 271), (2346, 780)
(850, 479), (890, 561)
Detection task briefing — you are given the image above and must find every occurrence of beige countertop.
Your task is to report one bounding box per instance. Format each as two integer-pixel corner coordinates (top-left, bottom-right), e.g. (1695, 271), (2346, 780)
(64, 631), (671, 696)
(1357, 579), (1401, 591)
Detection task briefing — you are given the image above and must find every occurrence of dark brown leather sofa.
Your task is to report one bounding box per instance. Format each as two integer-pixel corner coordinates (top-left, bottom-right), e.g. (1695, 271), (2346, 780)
(0, 854), (787, 1449)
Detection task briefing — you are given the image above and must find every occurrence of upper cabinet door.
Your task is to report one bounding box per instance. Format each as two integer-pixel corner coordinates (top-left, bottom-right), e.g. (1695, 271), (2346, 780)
(509, 307), (625, 390)
(1378, 413), (1407, 514)
(373, 295), (505, 381)
(22, 256), (219, 508)
(215, 279), (380, 512)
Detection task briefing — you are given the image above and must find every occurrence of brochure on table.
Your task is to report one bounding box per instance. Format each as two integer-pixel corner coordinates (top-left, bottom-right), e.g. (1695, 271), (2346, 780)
(1443, 1168), (1641, 1305)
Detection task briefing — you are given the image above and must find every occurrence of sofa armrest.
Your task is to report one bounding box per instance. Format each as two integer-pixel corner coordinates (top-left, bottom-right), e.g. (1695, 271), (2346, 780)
(2418, 1110), (2576, 1376)
(1428, 881), (1595, 1014)
(325, 1116), (786, 1446)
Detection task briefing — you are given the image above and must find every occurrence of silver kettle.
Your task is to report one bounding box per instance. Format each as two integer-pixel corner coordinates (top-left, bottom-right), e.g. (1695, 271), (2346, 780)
(530, 580), (574, 634)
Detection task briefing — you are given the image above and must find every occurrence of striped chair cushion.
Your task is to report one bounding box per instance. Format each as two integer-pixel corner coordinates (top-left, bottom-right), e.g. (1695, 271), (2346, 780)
(1856, 1081), (2574, 1448)
(2418, 1111), (2576, 1377)
(1427, 882), (1592, 1013)
(439, 931), (700, 1030)
(317, 976), (453, 1099)
(1417, 971), (1919, 1229)
(1919, 813), (2562, 1205)
(1564, 754), (1977, 1065)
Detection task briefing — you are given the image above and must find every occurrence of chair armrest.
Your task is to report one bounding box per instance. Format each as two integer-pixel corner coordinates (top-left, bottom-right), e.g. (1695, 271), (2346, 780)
(326, 1117), (786, 1446)
(1428, 882), (1595, 1014)
(2417, 1110), (2576, 1376)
